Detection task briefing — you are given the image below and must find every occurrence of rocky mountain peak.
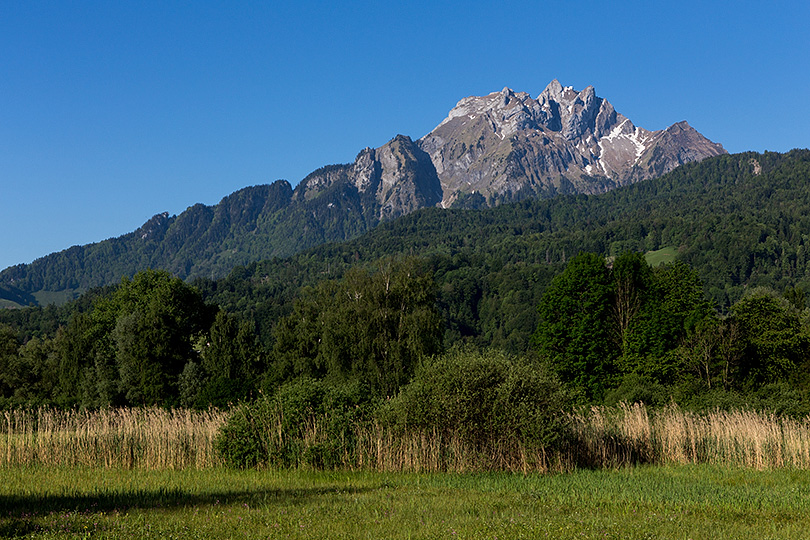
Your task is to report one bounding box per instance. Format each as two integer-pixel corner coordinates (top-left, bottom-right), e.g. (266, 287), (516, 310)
(441, 87), (532, 128)
(538, 79), (571, 102)
(535, 81), (610, 139)
(292, 134), (441, 223)
(419, 80), (726, 206)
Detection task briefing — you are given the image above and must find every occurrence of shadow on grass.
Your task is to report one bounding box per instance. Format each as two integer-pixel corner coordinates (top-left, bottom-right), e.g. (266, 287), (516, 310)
(0, 485), (375, 537)
(0, 484), (371, 516)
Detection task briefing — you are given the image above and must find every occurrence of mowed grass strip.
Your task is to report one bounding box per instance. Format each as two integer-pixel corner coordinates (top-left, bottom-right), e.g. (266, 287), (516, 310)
(0, 465), (808, 539)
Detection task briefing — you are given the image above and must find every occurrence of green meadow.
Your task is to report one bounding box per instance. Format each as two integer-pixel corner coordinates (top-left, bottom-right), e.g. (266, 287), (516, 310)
(644, 246), (679, 267)
(1, 404), (809, 538)
(1, 465), (808, 539)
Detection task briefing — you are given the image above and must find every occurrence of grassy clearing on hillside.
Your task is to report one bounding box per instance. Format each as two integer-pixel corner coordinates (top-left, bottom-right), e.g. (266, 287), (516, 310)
(31, 289), (80, 307)
(644, 246), (679, 266)
(0, 466), (808, 539)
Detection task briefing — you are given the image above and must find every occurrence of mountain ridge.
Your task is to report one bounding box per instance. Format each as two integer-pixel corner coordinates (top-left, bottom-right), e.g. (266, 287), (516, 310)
(1, 81), (726, 305)
(419, 81), (725, 206)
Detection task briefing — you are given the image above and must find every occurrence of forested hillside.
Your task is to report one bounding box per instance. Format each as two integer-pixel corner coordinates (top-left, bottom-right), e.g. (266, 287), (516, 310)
(198, 149), (810, 341)
(0, 179), (374, 304)
(0, 150), (809, 415)
(0, 80), (726, 308)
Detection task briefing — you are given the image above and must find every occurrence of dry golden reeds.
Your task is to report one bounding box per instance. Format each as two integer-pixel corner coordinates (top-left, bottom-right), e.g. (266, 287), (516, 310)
(3, 403), (809, 472)
(569, 403), (810, 470)
(0, 407), (227, 469)
(267, 415), (556, 473)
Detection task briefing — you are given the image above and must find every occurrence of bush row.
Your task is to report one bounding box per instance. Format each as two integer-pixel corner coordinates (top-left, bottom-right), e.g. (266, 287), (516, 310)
(216, 346), (573, 470)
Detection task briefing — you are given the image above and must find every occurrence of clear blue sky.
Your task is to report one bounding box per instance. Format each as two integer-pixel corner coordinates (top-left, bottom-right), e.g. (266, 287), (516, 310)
(2, 0), (808, 270)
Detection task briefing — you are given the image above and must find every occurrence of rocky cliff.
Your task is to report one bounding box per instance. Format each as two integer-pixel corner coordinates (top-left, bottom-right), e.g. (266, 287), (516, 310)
(294, 134), (442, 222)
(419, 80), (726, 206)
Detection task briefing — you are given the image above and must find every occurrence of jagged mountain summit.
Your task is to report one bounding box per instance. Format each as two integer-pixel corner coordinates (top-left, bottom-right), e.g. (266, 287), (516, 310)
(419, 80), (726, 207)
(1, 80), (726, 305)
(294, 134), (442, 223)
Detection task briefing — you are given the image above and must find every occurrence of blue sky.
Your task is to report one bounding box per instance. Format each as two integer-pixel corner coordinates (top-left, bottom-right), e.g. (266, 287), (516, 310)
(2, 0), (808, 270)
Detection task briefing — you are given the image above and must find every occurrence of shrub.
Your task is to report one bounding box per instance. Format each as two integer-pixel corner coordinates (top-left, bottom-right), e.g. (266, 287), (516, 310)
(604, 373), (669, 407)
(215, 397), (275, 468)
(380, 346), (572, 453)
(217, 349), (573, 471)
(751, 382), (810, 417)
(215, 377), (373, 469)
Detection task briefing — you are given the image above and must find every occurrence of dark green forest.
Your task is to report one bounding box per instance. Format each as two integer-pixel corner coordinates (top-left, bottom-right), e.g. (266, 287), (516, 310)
(1, 150), (810, 420)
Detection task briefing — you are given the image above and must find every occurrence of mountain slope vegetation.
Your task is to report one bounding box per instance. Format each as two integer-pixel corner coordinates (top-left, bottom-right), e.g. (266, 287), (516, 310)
(213, 149), (810, 314)
(0, 135), (443, 304)
(1, 150), (810, 418)
(0, 82), (725, 306)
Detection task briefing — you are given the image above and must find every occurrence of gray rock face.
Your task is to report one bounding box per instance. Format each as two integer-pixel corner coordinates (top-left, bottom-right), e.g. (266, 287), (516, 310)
(419, 80), (727, 207)
(293, 134), (443, 223)
(291, 81), (724, 214)
(372, 135), (444, 221)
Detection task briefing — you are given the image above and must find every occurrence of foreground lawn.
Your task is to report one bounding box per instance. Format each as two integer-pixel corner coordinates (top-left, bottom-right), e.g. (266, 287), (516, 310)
(0, 465), (808, 539)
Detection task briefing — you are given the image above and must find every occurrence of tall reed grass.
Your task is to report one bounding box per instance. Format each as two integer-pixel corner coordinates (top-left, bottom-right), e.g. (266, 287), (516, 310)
(570, 402), (810, 470)
(352, 423), (559, 473)
(0, 407), (227, 469)
(2, 403), (809, 471)
(226, 401), (810, 473)
(262, 419), (554, 474)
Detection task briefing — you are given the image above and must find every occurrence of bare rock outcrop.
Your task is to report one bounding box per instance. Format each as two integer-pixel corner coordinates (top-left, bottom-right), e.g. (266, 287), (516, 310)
(419, 80), (726, 206)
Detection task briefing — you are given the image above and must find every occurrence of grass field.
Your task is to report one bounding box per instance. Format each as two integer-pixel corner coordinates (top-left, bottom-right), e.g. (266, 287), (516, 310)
(644, 246), (679, 267)
(1, 405), (809, 538)
(0, 465), (808, 539)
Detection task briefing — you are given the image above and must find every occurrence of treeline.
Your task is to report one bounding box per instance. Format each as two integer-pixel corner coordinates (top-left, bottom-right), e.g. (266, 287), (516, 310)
(193, 149), (810, 352)
(211, 251), (810, 469)
(535, 252), (810, 412)
(0, 251), (808, 414)
(0, 259), (445, 409)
